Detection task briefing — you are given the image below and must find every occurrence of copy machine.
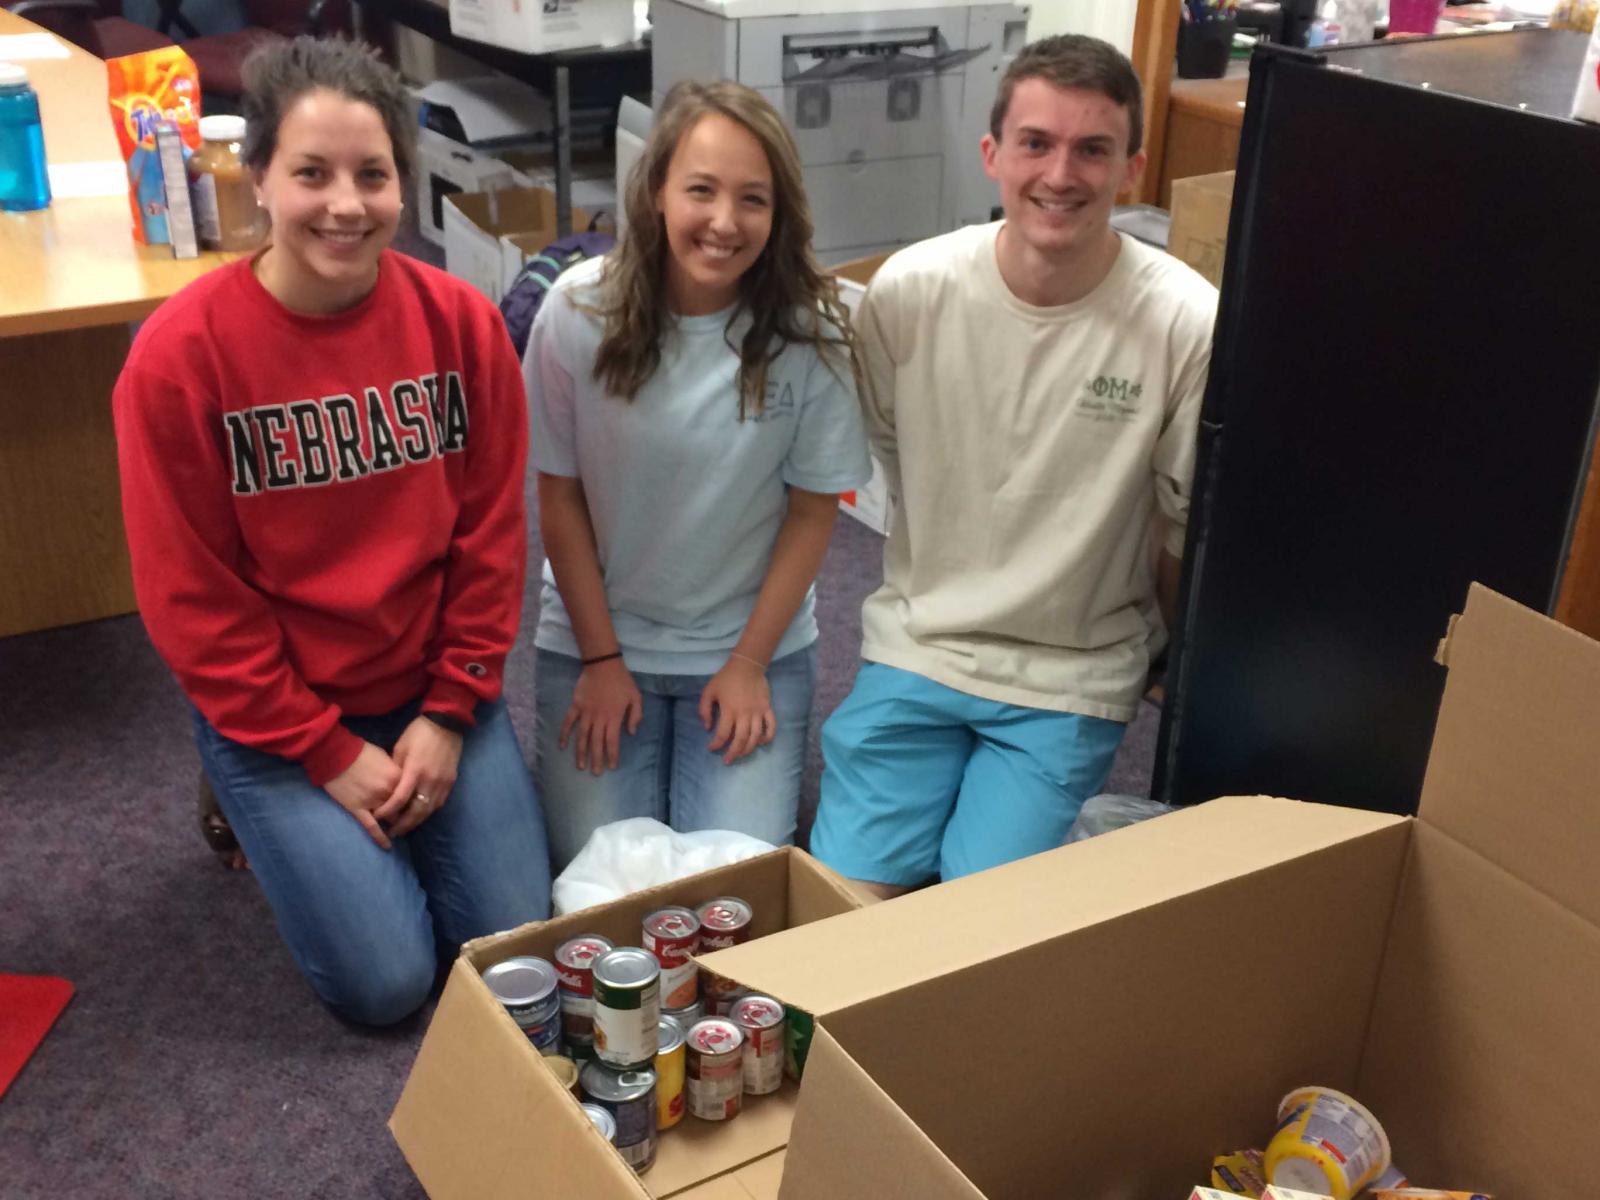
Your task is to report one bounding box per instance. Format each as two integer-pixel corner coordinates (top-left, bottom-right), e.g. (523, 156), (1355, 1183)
(651, 0), (1030, 263)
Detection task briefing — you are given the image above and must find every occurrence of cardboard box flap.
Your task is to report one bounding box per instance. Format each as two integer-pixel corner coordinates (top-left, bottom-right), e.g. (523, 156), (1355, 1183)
(1418, 583), (1600, 928)
(778, 1028), (985, 1200)
(390, 959), (645, 1200)
(698, 796), (1404, 1019)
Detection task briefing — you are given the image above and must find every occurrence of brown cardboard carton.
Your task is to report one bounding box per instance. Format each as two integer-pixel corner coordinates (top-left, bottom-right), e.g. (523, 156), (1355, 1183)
(393, 586), (1599, 1200)
(442, 185), (591, 304)
(702, 584), (1598, 1199)
(389, 849), (859, 1199)
(1168, 170), (1235, 288)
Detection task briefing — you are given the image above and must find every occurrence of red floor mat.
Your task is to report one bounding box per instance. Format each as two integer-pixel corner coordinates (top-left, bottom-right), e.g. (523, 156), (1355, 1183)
(0, 974), (74, 1099)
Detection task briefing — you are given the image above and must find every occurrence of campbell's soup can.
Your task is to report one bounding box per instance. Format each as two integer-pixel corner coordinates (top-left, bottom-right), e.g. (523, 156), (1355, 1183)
(784, 1007), (815, 1081)
(685, 1017), (745, 1121)
(696, 896), (753, 949)
(481, 956), (563, 1054)
(555, 934), (613, 1042)
(593, 947), (661, 1069)
(731, 994), (786, 1095)
(643, 906), (701, 1010)
(656, 1015), (687, 1130)
(581, 1060), (657, 1174)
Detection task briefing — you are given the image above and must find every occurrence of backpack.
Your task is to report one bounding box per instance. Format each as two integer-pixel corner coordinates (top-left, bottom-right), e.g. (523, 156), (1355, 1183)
(499, 229), (616, 358)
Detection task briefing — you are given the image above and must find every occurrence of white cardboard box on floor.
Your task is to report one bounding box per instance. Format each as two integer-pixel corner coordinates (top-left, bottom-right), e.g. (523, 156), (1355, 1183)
(391, 585), (1600, 1199)
(830, 253), (896, 537)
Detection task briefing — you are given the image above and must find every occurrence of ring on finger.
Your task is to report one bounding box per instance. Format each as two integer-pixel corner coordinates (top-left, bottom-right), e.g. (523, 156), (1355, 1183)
(412, 791), (431, 810)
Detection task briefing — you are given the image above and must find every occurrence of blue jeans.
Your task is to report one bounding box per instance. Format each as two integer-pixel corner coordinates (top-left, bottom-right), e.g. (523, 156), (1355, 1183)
(193, 698), (550, 1026)
(811, 662), (1125, 885)
(535, 646), (815, 871)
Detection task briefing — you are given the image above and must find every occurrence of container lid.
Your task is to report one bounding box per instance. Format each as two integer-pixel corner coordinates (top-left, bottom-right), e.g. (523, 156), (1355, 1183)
(199, 114), (247, 142)
(480, 956), (559, 1007)
(594, 946), (659, 988)
(579, 1103), (617, 1140)
(686, 1017), (743, 1055)
(657, 1015), (685, 1055)
(0, 64), (28, 87)
(580, 1060), (656, 1103)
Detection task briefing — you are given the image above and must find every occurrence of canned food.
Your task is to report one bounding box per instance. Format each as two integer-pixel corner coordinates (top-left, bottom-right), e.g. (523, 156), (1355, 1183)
(685, 1017), (744, 1122)
(581, 1060), (658, 1174)
(784, 1007), (814, 1082)
(656, 1015), (687, 1130)
(705, 985), (750, 1018)
(643, 906), (701, 1010)
(543, 1054), (581, 1097)
(695, 896), (753, 949)
(664, 997), (705, 1029)
(731, 994), (786, 1095)
(555, 934), (614, 1042)
(481, 957), (563, 1053)
(593, 947), (662, 1069)
(581, 1102), (617, 1143)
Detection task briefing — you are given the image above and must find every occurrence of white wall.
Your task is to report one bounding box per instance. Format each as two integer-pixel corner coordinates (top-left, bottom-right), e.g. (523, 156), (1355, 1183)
(1026, 0), (1139, 52)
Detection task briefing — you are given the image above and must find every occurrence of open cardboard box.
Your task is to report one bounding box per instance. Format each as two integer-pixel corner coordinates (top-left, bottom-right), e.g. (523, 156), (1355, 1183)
(390, 848), (860, 1197)
(392, 585), (1599, 1199)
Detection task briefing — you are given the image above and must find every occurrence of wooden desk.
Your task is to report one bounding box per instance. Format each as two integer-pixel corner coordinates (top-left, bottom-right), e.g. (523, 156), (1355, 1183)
(1158, 73), (1249, 208)
(1, 9), (234, 637)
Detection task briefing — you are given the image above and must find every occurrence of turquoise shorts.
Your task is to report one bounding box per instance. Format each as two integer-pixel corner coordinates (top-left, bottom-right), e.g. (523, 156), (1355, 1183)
(810, 662), (1126, 886)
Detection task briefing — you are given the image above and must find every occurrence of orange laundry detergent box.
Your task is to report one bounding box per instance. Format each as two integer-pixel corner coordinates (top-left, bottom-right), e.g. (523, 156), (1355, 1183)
(106, 46), (202, 245)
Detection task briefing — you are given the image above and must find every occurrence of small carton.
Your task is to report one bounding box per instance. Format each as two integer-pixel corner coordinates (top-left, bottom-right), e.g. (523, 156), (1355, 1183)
(1167, 170), (1236, 288)
(1260, 1188), (1334, 1200)
(448, 0), (635, 56)
(443, 186), (591, 303)
(390, 848), (861, 1198)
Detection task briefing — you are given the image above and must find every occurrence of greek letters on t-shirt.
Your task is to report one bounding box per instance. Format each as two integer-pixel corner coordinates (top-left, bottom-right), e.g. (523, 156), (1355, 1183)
(225, 371), (469, 496)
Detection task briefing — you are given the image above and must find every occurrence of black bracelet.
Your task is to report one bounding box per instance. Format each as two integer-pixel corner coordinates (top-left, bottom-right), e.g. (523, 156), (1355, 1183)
(421, 710), (472, 736)
(581, 651), (624, 667)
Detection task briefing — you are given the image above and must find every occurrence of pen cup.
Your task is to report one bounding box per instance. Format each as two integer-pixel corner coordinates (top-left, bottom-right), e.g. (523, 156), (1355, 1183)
(1177, 16), (1237, 79)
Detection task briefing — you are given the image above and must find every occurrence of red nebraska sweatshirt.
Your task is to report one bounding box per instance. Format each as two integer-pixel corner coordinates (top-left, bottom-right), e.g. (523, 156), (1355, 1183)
(113, 251), (528, 785)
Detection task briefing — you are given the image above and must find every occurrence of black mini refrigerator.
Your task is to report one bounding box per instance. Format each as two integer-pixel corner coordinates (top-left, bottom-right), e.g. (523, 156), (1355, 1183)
(1154, 31), (1600, 815)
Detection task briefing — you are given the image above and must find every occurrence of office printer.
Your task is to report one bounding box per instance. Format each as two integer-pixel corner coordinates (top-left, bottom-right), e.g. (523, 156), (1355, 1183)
(652, 0), (1030, 263)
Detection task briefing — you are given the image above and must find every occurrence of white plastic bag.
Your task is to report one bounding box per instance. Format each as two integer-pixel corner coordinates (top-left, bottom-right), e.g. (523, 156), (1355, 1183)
(551, 818), (778, 916)
(1065, 794), (1179, 844)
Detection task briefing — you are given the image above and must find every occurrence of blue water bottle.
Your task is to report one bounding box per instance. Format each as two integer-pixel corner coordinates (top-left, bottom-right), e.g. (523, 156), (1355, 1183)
(0, 63), (52, 212)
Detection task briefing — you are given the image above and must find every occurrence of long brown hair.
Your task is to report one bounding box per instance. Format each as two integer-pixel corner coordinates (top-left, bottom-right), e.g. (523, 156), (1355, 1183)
(588, 80), (861, 418)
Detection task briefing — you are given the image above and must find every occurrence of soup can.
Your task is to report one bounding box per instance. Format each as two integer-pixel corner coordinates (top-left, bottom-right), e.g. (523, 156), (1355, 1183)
(555, 933), (614, 1043)
(481, 956), (563, 1054)
(581, 1061), (657, 1174)
(656, 1014), (687, 1130)
(593, 947), (661, 1069)
(730, 994), (786, 1096)
(685, 1017), (744, 1122)
(643, 906), (701, 1010)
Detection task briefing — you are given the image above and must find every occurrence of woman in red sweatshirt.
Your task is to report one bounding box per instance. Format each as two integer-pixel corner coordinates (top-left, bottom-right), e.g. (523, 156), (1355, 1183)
(112, 37), (549, 1026)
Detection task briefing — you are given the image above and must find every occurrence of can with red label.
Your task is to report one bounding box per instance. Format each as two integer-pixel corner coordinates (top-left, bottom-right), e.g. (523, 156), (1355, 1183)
(685, 1017), (745, 1121)
(696, 896), (753, 949)
(555, 934), (614, 1047)
(643, 906), (701, 1010)
(730, 994), (786, 1095)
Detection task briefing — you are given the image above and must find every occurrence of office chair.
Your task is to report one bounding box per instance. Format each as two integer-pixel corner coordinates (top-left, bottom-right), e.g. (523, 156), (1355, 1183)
(178, 0), (351, 105)
(7, 0), (174, 58)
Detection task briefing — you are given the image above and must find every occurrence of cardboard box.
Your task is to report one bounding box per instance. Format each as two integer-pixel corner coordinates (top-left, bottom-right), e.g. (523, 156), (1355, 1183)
(414, 78), (554, 246)
(1168, 170), (1236, 288)
(698, 584), (1598, 1198)
(392, 585), (1597, 1200)
(448, 0), (635, 56)
(443, 187), (591, 303)
(390, 847), (862, 1198)
(830, 253), (896, 537)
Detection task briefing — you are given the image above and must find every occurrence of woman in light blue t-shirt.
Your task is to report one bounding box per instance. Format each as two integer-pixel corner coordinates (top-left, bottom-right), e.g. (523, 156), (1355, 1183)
(524, 79), (872, 870)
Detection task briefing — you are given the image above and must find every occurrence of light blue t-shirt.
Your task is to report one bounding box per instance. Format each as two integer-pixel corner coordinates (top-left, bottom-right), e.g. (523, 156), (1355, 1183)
(525, 257), (872, 675)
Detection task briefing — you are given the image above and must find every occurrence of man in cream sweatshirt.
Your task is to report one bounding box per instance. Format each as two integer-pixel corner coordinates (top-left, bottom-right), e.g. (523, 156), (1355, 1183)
(810, 34), (1219, 896)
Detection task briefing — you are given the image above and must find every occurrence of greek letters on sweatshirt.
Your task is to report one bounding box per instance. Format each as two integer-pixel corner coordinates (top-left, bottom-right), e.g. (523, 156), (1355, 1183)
(113, 251), (529, 785)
